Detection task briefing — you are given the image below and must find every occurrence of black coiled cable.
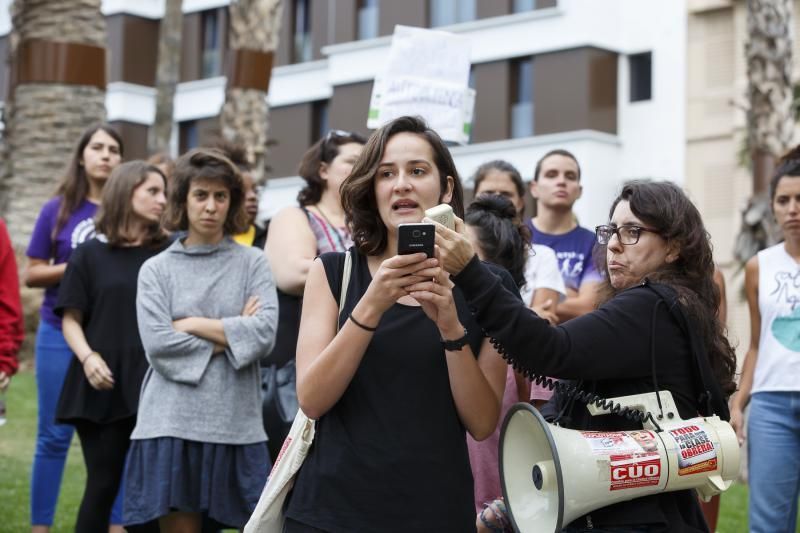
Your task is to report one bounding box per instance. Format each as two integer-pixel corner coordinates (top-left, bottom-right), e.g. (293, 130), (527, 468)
(488, 335), (663, 432)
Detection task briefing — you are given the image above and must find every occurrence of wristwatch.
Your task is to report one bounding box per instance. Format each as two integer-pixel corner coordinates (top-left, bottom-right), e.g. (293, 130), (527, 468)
(441, 327), (469, 351)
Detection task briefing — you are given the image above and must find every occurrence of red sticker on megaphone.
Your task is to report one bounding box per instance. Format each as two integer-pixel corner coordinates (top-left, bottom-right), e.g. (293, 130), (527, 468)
(609, 454), (662, 491)
(668, 425), (718, 476)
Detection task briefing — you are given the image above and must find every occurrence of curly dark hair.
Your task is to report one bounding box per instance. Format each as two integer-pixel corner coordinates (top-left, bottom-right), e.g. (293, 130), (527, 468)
(466, 194), (530, 288)
(340, 116), (465, 256)
(205, 138), (252, 172)
(597, 180), (737, 398)
(297, 130), (367, 206)
(165, 148), (249, 235)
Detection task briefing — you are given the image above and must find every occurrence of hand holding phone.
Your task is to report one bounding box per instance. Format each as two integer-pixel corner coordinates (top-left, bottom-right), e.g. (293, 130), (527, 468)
(424, 204), (455, 231)
(398, 223), (435, 258)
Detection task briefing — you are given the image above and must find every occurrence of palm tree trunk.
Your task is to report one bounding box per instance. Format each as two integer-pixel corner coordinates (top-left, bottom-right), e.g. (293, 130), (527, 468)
(148, 0), (184, 155)
(2, 0), (107, 246)
(735, 0), (794, 263)
(220, 0), (283, 181)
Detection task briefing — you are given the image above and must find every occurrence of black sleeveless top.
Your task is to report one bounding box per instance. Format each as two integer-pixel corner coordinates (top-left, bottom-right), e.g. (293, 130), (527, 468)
(285, 250), (516, 532)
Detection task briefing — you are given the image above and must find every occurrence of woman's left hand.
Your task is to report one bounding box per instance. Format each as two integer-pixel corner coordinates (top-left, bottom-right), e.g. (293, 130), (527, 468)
(406, 249), (462, 336)
(424, 216), (476, 276)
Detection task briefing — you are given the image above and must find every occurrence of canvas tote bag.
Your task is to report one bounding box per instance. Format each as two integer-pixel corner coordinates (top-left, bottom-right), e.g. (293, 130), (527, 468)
(245, 251), (353, 533)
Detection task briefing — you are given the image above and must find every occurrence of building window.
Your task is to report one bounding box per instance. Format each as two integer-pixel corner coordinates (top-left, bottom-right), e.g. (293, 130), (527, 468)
(293, 0), (313, 63)
(201, 9), (223, 78)
(357, 0), (379, 40)
(510, 57), (534, 138)
(513, 0), (537, 12)
(179, 121), (199, 153)
(429, 0), (476, 27)
(629, 52), (652, 102)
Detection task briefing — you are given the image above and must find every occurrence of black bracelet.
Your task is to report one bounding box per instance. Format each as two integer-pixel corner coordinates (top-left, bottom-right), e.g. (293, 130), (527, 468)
(349, 313), (378, 332)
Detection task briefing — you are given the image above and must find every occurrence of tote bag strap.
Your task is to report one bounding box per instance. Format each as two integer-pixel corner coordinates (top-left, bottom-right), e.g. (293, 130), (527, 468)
(338, 250), (352, 332)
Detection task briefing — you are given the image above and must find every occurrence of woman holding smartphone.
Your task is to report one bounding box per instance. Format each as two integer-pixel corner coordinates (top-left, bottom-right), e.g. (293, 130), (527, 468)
(284, 116), (509, 532)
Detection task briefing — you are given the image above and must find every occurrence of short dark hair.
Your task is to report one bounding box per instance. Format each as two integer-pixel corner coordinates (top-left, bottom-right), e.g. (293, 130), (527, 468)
(770, 144), (800, 202)
(466, 194), (530, 288)
(95, 161), (168, 248)
(599, 180), (737, 399)
(533, 149), (581, 181)
(341, 116), (465, 256)
(165, 148), (249, 234)
(205, 138), (252, 173)
(473, 160), (526, 199)
(297, 130), (367, 206)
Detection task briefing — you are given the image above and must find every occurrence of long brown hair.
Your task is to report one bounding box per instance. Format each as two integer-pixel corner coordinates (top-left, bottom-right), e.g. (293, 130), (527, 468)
(597, 180), (737, 398)
(341, 116), (465, 256)
(164, 148), (249, 234)
(54, 123), (124, 236)
(95, 161), (168, 248)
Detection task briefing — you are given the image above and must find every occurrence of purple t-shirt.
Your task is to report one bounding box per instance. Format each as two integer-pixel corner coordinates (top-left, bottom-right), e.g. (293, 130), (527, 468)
(27, 197), (98, 328)
(527, 221), (602, 292)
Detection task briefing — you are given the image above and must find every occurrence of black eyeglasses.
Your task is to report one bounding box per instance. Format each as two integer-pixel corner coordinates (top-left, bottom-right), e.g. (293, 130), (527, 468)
(595, 224), (661, 245)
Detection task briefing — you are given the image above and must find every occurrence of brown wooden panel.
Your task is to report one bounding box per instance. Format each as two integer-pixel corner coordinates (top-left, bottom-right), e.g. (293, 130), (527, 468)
(471, 60), (511, 143)
(588, 48), (617, 134)
(477, 0), (511, 19)
(328, 81), (373, 138)
(227, 49), (274, 91)
(379, 0), (427, 36)
(333, 0), (358, 44)
(181, 12), (202, 81)
(106, 14), (159, 86)
(269, 103), (315, 178)
(534, 47), (617, 135)
(110, 121), (149, 160)
(16, 39), (106, 89)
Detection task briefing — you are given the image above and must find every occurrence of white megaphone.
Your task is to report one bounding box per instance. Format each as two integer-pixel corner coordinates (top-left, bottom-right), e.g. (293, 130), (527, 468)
(499, 391), (740, 533)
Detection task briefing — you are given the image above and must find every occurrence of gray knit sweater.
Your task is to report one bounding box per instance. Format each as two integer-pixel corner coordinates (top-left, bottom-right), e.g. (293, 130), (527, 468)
(132, 237), (277, 444)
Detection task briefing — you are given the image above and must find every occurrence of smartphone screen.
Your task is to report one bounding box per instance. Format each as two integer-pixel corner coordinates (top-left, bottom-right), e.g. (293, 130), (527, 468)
(398, 223), (435, 258)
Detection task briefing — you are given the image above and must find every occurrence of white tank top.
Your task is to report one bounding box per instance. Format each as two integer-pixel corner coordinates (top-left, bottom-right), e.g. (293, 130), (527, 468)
(753, 243), (800, 394)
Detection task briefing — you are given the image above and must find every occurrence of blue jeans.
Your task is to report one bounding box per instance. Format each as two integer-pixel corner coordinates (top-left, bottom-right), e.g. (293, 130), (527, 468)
(748, 391), (800, 533)
(30, 320), (124, 525)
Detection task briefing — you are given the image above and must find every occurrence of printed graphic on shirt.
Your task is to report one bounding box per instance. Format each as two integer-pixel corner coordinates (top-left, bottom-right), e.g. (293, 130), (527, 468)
(556, 251), (587, 286)
(668, 425), (717, 476)
(71, 218), (96, 249)
(609, 453), (662, 491)
(770, 270), (800, 351)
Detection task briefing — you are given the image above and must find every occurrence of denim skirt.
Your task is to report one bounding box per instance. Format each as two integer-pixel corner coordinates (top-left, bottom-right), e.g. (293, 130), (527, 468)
(123, 437), (270, 528)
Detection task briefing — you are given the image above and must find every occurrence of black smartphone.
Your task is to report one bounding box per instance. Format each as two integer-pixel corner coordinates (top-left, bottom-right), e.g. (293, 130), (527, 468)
(398, 223), (435, 258)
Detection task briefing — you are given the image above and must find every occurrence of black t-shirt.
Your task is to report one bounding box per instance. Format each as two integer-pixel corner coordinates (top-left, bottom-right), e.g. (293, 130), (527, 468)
(55, 238), (167, 424)
(285, 250), (516, 533)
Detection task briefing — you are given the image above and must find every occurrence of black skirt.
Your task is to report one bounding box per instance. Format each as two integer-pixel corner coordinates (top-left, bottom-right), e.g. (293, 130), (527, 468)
(123, 437), (270, 527)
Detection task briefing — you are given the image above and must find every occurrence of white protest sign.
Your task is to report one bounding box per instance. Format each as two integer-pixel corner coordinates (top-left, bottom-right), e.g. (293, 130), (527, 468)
(367, 25), (476, 144)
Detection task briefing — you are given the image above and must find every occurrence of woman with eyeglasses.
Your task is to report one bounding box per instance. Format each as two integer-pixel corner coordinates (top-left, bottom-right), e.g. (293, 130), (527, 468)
(421, 180), (737, 532)
(263, 129), (366, 460)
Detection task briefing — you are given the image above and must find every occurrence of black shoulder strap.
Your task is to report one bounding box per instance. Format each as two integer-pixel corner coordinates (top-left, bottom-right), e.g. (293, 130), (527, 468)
(645, 282), (730, 420)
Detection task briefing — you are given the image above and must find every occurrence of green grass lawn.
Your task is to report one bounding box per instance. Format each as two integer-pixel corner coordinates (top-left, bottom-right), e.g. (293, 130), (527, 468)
(0, 370), (781, 532)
